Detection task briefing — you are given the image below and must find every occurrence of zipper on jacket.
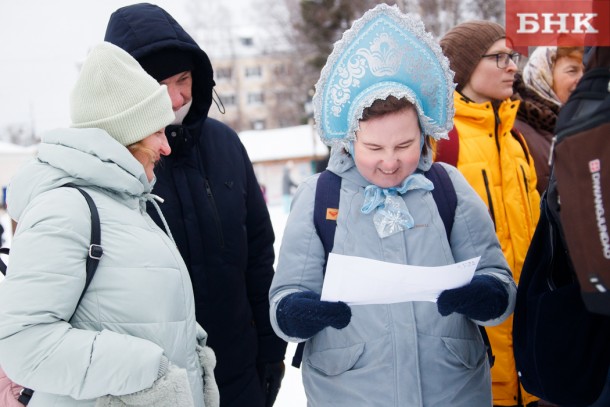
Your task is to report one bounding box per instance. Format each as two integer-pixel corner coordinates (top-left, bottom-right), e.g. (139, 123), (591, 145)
(493, 104), (502, 152)
(520, 166), (534, 222)
(546, 216), (561, 290)
(204, 178), (225, 249)
(482, 169), (496, 229)
(548, 135), (557, 166)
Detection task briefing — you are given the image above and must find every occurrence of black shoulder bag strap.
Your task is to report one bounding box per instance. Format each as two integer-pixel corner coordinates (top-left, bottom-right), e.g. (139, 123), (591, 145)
(16, 184), (103, 406)
(0, 247), (9, 275)
(64, 184), (104, 307)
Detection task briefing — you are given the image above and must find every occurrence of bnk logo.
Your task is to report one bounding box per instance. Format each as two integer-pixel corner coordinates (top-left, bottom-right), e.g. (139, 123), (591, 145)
(517, 13), (597, 34)
(506, 0), (610, 46)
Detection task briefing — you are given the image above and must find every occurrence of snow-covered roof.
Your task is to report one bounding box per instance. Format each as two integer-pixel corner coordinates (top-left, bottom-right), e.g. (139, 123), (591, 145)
(0, 142), (38, 187)
(0, 141), (37, 153)
(239, 125), (329, 163)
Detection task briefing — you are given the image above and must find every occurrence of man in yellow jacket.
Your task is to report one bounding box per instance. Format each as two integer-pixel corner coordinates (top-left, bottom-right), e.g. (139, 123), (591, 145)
(439, 21), (541, 407)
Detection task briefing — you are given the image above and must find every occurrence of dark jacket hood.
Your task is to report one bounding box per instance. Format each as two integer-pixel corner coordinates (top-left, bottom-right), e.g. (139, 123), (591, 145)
(104, 3), (215, 123)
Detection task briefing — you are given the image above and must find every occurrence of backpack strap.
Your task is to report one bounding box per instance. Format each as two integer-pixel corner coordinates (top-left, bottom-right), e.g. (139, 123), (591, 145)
(421, 165), (494, 367)
(424, 163), (456, 237)
(8, 184), (103, 405)
(292, 170), (341, 368)
(17, 388), (34, 405)
(314, 164), (456, 246)
(313, 170), (342, 266)
(0, 247), (9, 275)
(0, 186), (102, 289)
(64, 184), (103, 309)
(434, 126), (459, 167)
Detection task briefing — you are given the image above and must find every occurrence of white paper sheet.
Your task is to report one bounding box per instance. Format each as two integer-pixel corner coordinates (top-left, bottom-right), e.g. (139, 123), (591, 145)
(320, 253), (480, 305)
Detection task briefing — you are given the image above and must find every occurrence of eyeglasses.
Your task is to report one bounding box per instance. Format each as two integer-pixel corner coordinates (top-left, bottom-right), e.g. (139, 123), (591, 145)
(480, 52), (521, 69)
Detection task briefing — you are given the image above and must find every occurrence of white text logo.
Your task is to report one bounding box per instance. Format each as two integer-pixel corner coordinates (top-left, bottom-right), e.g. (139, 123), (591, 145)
(517, 13), (598, 34)
(590, 159), (610, 259)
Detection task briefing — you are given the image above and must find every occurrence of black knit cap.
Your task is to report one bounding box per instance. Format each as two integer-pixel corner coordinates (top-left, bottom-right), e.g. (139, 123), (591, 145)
(138, 48), (195, 82)
(440, 21), (505, 92)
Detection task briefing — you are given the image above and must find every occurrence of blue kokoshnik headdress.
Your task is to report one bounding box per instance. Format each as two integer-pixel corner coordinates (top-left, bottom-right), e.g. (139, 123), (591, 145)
(313, 4), (455, 239)
(313, 3), (455, 148)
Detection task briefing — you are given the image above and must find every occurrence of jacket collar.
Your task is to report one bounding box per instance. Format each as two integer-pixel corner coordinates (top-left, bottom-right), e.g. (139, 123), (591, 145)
(453, 91), (520, 134)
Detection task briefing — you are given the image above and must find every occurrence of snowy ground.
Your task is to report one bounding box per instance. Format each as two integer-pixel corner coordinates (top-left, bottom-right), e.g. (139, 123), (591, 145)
(0, 205), (308, 405)
(267, 204), (308, 406)
(275, 342), (307, 406)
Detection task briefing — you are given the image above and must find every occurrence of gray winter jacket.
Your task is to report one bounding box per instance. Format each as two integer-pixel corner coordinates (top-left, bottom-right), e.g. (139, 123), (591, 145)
(0, 128), (205, 406)
(270, 148), (516, 406)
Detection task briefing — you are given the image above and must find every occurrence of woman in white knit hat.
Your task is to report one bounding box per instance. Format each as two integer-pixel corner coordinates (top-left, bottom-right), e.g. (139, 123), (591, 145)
(0, 42), (218, 407)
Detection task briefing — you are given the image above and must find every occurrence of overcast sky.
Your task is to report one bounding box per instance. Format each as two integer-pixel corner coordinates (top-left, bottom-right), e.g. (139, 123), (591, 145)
(0, 0), (255, 138)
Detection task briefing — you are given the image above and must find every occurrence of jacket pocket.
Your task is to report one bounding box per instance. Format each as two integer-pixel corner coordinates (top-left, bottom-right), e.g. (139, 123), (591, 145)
(306, 342), (365, 376)
(441, 336), (486, 370)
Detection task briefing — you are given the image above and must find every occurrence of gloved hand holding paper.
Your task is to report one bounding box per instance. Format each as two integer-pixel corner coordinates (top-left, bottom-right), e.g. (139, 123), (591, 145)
(320, 254), (480, 305)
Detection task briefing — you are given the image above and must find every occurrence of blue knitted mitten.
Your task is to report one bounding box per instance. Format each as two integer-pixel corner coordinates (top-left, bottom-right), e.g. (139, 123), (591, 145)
(276, 291), (351, 339)
(437, 275), (508, 321)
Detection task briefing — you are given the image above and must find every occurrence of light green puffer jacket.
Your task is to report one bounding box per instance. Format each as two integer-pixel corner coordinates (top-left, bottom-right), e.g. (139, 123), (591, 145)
(0, 128), (205, 406)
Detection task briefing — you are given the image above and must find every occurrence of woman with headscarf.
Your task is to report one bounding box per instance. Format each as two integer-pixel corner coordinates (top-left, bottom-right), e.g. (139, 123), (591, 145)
(513, 46), (584, 193)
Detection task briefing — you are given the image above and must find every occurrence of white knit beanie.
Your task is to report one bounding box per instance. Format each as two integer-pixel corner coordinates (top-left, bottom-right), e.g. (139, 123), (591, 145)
(70, 42), (174, 146)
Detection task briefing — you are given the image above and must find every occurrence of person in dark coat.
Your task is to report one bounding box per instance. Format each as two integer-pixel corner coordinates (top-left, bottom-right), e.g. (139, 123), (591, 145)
(104, 4), (288, 407)
(580, 43), (610, 407)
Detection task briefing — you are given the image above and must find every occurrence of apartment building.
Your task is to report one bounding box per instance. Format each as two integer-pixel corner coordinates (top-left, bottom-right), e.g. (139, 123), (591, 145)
(203, 32), (307, 132)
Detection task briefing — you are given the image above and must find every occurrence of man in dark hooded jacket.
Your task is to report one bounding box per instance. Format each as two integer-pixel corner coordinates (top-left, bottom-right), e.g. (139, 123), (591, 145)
(105, 4), (287, 407)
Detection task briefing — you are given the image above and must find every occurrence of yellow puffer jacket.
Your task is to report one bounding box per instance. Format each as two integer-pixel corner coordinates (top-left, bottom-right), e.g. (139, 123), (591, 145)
(449, 92), (541, 406)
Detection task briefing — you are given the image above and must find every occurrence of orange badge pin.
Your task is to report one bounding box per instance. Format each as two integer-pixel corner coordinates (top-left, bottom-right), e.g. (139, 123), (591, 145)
(326, 208), (338, 221)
